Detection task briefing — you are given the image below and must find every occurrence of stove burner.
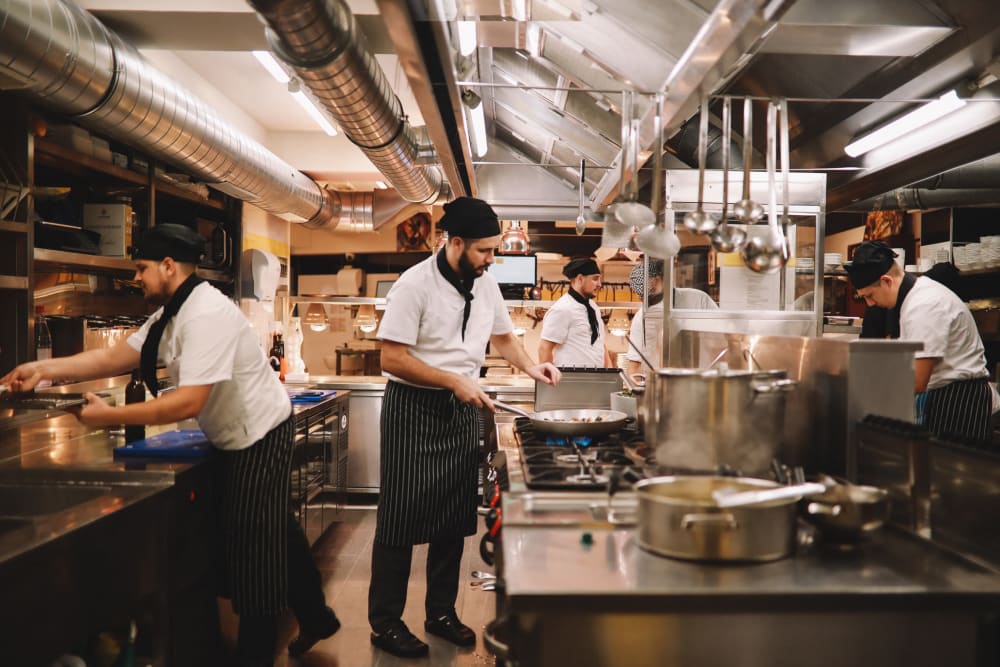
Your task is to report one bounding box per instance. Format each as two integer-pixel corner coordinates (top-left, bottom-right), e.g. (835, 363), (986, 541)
(566, 473), (610, 484)
(556, 452), (595, 464)
(545, 435), (593, 447)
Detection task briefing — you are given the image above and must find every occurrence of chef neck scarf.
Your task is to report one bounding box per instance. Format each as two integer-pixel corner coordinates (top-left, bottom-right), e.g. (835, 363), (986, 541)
(883, 272), (917, 339)
(567, 287), (599, 345)
(436, 249), (476, 341)
(140, 272), (203, 396)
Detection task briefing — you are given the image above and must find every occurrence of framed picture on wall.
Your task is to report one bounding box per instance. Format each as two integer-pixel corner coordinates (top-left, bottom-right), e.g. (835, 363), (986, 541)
(396, 212), (432, 251)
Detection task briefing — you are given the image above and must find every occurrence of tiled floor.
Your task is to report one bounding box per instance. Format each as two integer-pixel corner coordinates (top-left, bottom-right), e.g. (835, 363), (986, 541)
(275, 506), (500, 667)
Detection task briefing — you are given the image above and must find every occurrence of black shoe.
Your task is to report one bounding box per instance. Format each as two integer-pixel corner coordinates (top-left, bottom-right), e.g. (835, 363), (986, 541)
(370, 622), (430, 658)
(424, 613), (476, 647)
(288, 606), (341, 657)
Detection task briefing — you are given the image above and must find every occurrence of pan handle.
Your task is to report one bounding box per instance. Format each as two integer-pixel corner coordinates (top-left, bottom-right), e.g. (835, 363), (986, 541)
(682, 513), (739, 531)
(492, 400), (532, 419)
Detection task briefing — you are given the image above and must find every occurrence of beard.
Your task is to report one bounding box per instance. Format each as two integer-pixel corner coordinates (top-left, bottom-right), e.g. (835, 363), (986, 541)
(143, 282), (171, 307)
(458, 250), (487, 280)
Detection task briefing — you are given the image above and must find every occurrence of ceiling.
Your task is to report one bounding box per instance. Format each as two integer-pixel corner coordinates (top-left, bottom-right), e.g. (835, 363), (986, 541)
(69, 0), (1000, 229)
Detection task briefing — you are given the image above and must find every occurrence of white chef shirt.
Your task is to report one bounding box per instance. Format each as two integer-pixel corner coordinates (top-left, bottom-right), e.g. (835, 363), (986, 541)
(540, 293), (606, 367)
(377, 254), (513, 385)
(127, 282), (291, 450)
(626, 289), (717, 363)
(900, 276), (988, 391)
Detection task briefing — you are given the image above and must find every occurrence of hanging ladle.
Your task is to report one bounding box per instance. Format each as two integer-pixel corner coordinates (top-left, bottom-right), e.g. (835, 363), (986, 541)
(635, 92), (681, 259)
(682, 96), (718, 234)
(740, 99), (788, 274)
(615, 102), (656, 229)
(601, 90), (636, 248)
(709, 96), (747, 253)
(731, 98), (765, 224)
(576, 158), (587, 235)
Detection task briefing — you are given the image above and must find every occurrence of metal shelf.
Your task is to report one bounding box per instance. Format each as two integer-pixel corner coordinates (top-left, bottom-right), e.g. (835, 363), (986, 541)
(33, 247), (135, 273)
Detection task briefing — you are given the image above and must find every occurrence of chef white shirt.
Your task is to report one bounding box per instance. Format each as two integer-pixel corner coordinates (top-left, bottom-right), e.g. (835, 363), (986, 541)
(626, 289), (717, 364)
(127, 282), (292, 450)
(377, 254), (514, 385)
(540, 293), (606, 367)
(900, 276), (988, 391)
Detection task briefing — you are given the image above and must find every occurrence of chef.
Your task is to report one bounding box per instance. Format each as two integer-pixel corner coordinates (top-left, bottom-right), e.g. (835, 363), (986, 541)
(369, 197), (560, 658)
(539, 256), (611, 367)
(0, 224), (338, 665)
(625, 259), (717, 375)
(844, 240), (993, 440)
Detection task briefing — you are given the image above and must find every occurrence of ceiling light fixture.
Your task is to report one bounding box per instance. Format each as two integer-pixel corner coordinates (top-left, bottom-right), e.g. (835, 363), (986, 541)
(288, 79), (339, 137)
(304, 302), (329, 332)
(525, 23), (542, 57)
(354, 304), (378, 333)
(457, 20), (477, 56)
(607, 308), (630, 337)
(374, 180), (388, 190)
(511, 0), (529, 21)
(462, 90), (488, 157)
(252, 50), (290, 84)
(844, 90), (966, 158)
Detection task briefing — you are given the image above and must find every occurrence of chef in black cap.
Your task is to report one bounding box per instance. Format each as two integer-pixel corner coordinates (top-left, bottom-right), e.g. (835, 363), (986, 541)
(2, 222), (340, 663)
(370, 197), (560, 658)
(539, 256), (611, 367)
(843, 240), (991, 441)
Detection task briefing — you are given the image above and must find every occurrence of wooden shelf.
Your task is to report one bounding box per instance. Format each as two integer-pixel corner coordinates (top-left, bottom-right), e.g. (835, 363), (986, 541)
(34, 138), (148, 187)
(155, 178), (224, 210)
(0, 275), (28, 290)
(33, 247), (134, 274)
(0, 220), (28, 233)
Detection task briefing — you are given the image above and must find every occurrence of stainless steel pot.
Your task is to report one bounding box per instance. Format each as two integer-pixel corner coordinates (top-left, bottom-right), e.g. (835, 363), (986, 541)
(635, 476), (798, 562)
(639, 368), (796, 474)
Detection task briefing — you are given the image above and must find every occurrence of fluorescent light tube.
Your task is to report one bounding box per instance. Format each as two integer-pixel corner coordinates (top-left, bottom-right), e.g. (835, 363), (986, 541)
(374, 181), (388, 190)
(252, 50), (290, 84)
(457, 21), (477, 56)
(463, 90), (488, 157)
(525, 23), (542, 57)
(844, 90), (966, 158)
(289, 85), (339, 136)
(511, 0), (529, 21)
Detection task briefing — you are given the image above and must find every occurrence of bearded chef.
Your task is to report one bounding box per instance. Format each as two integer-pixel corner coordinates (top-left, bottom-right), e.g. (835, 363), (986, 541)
(539, 257), (611, 367)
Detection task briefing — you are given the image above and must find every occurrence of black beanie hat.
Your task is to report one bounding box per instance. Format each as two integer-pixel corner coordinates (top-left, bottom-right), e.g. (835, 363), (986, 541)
(437, 197), (501, 239)
(132, 223), (206, 263)
(842, 240), (897, 288)
(562, 257), (601, 279)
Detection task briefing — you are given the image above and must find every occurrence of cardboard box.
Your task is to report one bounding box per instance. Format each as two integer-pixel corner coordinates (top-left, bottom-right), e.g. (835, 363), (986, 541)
(83, 203), (133, 257)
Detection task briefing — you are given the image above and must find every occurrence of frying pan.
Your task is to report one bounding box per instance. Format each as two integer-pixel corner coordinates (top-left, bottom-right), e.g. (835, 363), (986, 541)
(492, 400), (628, 437)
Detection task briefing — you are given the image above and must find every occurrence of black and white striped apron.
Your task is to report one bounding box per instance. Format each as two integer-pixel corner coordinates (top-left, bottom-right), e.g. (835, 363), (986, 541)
(918, 377), (992, 442)
(216, 413), (295, 616)
(376, 380), (480, 547)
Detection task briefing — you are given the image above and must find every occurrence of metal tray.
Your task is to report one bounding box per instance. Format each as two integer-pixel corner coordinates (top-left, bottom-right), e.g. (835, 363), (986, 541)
(0, 392), (102, 411)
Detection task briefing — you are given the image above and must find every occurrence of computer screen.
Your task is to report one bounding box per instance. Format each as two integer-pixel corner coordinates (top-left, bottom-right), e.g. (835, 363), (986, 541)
(375, 280), (396, 297)
(488, 255), (537, 285)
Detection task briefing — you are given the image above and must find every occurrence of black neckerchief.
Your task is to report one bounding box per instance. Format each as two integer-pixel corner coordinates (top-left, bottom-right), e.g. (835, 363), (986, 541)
(883, 273), (918, 339)
(140, 272), (203, 396)
(567, 287), (599, 344)
(436, 250), (475, 341)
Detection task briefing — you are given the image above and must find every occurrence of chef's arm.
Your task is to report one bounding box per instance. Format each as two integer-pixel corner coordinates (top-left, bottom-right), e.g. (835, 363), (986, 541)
(491, 333), (560, 385)
(1, 341), (140, 392)
(75, 384), (212, 427)
(537, 339), (556, 365)
(914, 357), (939, 394)
(604, 346), (613, 368)
(381, 340), (490, 406)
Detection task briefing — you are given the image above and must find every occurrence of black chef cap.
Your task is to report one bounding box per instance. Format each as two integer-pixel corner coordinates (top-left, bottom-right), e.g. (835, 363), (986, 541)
(842, 240), (897, 288)
(562, 257), (601, 279)
(436, 197), (501, 239)
(132, 223), (206, 263)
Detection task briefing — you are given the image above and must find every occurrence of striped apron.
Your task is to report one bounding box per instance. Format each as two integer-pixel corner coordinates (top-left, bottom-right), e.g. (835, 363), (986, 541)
(376, 380), (480, 547)
(216, 413), (295, 616)
(917, 377), (992, 442)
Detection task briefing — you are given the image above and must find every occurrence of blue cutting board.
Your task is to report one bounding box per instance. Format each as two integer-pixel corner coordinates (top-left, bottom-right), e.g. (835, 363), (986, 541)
(288, 389), (336, 404)
(114, 429), (214, 460)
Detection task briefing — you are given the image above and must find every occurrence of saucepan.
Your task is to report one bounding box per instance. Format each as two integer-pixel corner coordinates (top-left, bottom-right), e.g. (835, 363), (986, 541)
(492, 400), (628, 438)
(801, 475), (890, 541)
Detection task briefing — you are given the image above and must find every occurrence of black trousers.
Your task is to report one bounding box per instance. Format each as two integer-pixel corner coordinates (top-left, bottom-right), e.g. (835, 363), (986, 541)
(368, 535), (465, 632)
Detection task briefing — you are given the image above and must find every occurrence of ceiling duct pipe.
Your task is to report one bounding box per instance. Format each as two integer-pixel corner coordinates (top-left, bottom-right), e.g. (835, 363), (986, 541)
(0, 0), (364, 228)
(247, 0), (450, 207)
(840, 188), (1000, 212)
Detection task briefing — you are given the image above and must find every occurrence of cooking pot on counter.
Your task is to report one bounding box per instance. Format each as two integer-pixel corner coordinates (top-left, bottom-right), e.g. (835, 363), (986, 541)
(638, 367), (796, 475)
(635, 476), (799, 562)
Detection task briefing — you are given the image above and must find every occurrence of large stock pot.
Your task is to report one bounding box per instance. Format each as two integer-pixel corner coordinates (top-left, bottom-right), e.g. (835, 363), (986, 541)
(638, 367), (796, 474)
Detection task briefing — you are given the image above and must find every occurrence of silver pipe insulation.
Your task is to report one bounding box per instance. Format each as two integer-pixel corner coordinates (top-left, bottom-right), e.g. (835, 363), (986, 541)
(247, 0), (449, 207)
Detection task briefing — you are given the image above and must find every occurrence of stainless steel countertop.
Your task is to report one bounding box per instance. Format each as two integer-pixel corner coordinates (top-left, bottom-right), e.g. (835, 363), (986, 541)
(310, 374), (535, 394)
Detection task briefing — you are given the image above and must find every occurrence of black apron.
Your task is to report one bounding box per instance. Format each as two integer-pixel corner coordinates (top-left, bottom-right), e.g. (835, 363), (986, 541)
(920, 378), (992, 442)
(375, 380), (480, 546)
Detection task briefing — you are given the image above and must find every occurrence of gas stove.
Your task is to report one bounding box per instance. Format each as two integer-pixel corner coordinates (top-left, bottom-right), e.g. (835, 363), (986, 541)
(513, 416), (651, 489)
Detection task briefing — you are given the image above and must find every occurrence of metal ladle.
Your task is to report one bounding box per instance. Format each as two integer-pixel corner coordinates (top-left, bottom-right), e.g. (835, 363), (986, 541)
(601, 90), (636, 248)
(709, 96), (747, 253)
(575, 158), (587, 235)
(731, 98), (765, 224)
(683, 96), (719, 234)
(635, 92), (681, 259)
(741, 100), (788, 274)
(615, 110), (656, 229)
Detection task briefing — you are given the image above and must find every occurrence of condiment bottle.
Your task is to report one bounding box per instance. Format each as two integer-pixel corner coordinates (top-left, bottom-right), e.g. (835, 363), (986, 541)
(124, 368), (146, 443)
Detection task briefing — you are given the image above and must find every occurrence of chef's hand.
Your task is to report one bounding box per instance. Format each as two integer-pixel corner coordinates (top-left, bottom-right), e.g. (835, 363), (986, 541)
(451, 374), (492, 409)
(526, 362), (561, 386)
(0, 362), (45, 393)
(69, 392), (117, 426)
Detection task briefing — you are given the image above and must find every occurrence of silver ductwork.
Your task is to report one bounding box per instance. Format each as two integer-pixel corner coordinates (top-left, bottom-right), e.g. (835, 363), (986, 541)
(247, 0), (449, 207)
(0, 0), (407, 230)
(839, 155), (1000, 211)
